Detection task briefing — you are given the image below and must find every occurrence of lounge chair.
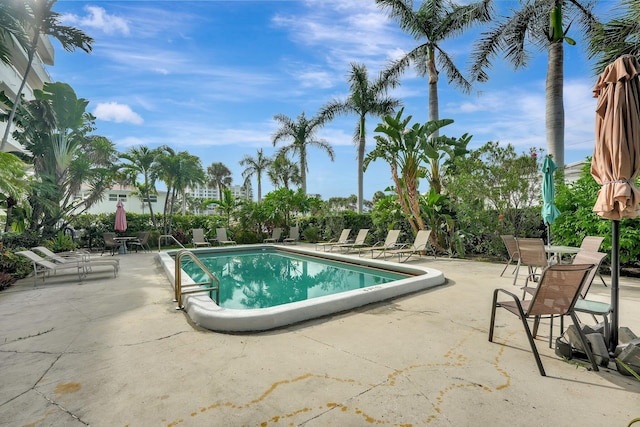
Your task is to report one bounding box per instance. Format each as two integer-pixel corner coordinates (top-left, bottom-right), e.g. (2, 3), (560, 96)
(102, 232), (121, 256)
(331, 229), (369, 252)
(578, 236), (606, 286)
(216, 228), (237, 245)
(384, 229), (435, 262)
(17, 250), (118, 286)
(500, 235), (520, 277)
(129, 231), (151, 252)
(283, 226), (299, 245)
(315, 229), (351, 251)
(263, 227), (283, 243)
(32, 246), (119, 272)
(192, 228), (211, 248)
(489, 263), (599, 376)
(358, 230), (401, 258)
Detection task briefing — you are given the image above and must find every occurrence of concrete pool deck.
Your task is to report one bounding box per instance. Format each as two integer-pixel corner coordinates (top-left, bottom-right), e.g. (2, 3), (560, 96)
(0, 245), (638, 426)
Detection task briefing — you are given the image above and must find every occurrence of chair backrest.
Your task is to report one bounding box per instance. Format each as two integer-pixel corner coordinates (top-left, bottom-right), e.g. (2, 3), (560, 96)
(501, 235), (519, 261)
(411, 229), (432, 250)
(288, 226), (299, 240)
(138, 231), (150, 244)
(272, 228), (283, 240)
(337, 229), (351, 243)
(16, 250), (57, 269)
(580, 236), (604, 252)
(216, 228), (229, 241)
(103, 232), (116, 244)
(527, 263), (594, 317)
(353, 229), (369, 245)
(572, 251), (607, 298)
(384, 230), (401, 248)
(193, 228), (206, 242)
(515, 238), (548, 268)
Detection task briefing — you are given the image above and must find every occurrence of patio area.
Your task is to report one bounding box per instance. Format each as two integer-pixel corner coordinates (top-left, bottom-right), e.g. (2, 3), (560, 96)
(0, 245), (638, 426)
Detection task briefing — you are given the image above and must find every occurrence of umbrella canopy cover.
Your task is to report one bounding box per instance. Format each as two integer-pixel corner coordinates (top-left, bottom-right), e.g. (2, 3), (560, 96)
(115, 200), (127, 232)
(542, 155), (561, 225)
(591, 55), (640, 220)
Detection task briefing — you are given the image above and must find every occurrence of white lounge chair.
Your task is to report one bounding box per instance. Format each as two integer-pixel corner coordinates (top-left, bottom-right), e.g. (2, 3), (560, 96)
(331, 229), (369, 252)
(216, 228), (237, 245)
(17, 250), (118, 285)
(32, 246), (119, 272)
(283, 226), (299, 245)
(358, 230), (401, 258)
(263, 228), (283, 243)
(384, 229), (436, 263)
(315, 229), (351, 251)
(192, 228), (211, 247)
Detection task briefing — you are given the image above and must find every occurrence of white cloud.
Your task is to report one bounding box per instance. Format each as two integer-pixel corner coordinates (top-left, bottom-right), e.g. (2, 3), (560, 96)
(62, 6), (130, 36)
(93, 102), (143, 125)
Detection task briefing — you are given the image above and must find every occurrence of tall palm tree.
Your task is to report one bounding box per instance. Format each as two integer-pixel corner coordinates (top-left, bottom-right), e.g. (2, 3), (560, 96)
(1, 0), (93, 151)
(469, 0), (598, 169)
(120, 146), (161, 228)
(268, 154), (302, 190)
(321, 63), (400, 213)
(272, 112), (335, 196)
(376, 0), (492, 129)
(0, 1), (28, 65)
(588, 0), (640, 73)
(207, 161), (233, 200)
(239, 148), (272, 202)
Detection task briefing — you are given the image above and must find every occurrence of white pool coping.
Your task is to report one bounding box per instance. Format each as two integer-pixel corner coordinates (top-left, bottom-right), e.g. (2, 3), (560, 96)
(157, 244), (445, 332)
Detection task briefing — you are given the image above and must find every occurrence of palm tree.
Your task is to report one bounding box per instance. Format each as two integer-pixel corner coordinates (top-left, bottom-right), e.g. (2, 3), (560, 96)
(207, 161), (233, 200)
(588, 0), (640, 73)
(120, 146), (161, 228)
(0, 2), (28, 65)
(239, 148), (272, 202)
(321, 63), (400, 213)
(268, 154), (302, 190)
(1, 0), (93, 151)
(156, 147), (205, 231)
(272, 112), (335, 196)
(376, 0), (492, 128)
(469, 0), (598, 169)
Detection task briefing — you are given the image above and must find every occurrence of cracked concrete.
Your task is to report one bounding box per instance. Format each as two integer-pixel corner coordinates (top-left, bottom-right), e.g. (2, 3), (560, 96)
(0, 247), (639, 426)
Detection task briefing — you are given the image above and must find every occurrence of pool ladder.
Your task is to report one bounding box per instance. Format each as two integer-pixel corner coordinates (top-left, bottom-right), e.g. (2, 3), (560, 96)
(174, 249), (219, 310)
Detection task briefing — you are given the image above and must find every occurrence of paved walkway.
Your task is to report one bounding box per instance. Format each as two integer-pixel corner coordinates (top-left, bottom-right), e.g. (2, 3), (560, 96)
(1, 246), (639, 426)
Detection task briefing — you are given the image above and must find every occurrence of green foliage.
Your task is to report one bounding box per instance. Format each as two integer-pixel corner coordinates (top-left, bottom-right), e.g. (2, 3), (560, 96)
(302, 226), (320, 243)
(0, 246), (33, 281)
(0, 272), (16, 290)
(0, 230), (41, 249)
(45, 232), (78, 252)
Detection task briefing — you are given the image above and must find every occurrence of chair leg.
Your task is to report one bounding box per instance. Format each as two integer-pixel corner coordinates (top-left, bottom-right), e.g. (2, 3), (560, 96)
(520, 314), (546, 376)
(569, 312), (600, 372)
(488, 290), (499, 342)
(500, 258), (513, 277)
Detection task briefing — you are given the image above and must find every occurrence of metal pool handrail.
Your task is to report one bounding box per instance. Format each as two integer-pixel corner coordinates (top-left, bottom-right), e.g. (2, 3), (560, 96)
(174, 249), (219, 310)
(158, 234), (185, 251)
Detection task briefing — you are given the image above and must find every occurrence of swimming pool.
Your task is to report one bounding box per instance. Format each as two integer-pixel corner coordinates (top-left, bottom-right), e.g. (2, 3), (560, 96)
(157, 245), (445, 332)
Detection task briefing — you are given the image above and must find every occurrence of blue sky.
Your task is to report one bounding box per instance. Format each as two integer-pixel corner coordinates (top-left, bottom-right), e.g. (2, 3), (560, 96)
(50, 0), (608, 200)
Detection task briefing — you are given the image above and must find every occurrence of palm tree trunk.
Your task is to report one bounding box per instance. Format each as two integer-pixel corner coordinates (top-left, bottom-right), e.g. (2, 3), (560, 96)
(300, 149), (307, 195)
(357, 116), (366, 213)
(546, 40), (565, 172)
(427, 49), (440, 138)
(0, 32), (39, 151)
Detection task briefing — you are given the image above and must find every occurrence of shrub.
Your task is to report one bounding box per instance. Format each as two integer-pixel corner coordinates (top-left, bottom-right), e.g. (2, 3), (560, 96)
(302, 226), (320, 243)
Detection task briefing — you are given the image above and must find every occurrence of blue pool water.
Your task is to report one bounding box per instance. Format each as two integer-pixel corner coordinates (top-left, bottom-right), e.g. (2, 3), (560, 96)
(180, 249), (409, 309)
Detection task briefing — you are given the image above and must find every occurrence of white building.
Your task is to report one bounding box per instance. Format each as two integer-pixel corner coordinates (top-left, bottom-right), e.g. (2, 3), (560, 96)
(187, 185), (252, 214)
(0, 34), (54, 153)
(73, 185), (168, 215)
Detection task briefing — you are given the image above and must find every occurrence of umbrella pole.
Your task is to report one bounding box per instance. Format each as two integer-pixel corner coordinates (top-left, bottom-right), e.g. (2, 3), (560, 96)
(609, 219), (620, 355)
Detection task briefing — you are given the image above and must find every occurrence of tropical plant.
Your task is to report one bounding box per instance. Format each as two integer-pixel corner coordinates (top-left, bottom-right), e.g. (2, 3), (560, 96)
(321, 63), (401, 213)
(0, 1), (28, 65)
(239, 148), (272, 201)
(267, 153), (302, 190)
(469, 0), (598, 169)
(0, 0), (93, 151)
(209, 188), (240, 227)
(365, 108), (462, 236)
(156, 146), (205, 233)
(120, 145), (162, 228)
(0, 151), (31, 232)
(206, 161), (233, 200)
(376, 0), (492, 131)
(272, 112), (335, 196)
(588, 0), (640, 73)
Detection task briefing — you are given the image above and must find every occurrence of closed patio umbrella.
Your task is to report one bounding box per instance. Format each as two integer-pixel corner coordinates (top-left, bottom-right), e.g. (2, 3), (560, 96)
(541, 155), (561, 245)
(115, 200), (127, 232)
(591, 54), (640, 354)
